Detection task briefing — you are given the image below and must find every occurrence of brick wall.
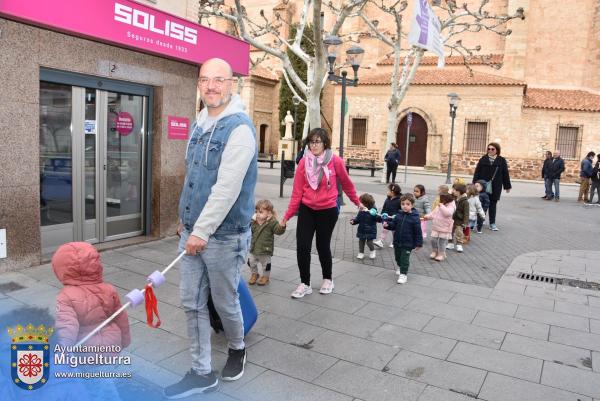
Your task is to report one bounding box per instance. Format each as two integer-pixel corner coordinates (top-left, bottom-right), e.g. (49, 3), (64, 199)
(344, 147), (382, 164)
(440, 154), (583, 182)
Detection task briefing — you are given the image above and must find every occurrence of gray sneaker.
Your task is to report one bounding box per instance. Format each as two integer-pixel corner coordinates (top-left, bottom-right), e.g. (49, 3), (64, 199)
(164, 370), (218, 399)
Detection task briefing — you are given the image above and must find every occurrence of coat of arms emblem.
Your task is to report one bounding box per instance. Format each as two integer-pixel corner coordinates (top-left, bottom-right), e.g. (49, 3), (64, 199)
(8, 323), (53, 390)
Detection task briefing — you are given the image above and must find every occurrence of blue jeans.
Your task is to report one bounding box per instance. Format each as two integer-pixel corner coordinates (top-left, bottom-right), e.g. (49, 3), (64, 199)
(544, 178), (554, 198)
(551, 178), (560, 199)
(178, 229), (250, 375)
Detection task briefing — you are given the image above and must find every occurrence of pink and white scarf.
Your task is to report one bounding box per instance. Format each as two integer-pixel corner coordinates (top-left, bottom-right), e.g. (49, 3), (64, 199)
(304, 149), (333, 190)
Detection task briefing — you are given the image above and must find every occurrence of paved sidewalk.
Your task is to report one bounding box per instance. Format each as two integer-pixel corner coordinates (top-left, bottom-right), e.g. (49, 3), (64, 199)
(263, 168), (599, 287)
(2, 239), (600, 401)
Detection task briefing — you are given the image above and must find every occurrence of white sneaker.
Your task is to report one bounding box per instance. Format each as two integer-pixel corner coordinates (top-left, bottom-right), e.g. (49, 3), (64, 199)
(369, 250), (376, 259)
(456, 244), (464, 253)
(389, 243), (394, 248)
(395, 269), (401, 276)
(319, 279), (334, 294)
(357, 253), (365, 259)
(373, 239), (384, 248)
(397, 274), (407, 284)
(291, 283), (312, 299)
(446, 243), (455, 250)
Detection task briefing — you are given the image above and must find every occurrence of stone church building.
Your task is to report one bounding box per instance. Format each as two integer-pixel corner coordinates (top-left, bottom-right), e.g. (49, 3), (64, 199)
(146, 0), (600, 181)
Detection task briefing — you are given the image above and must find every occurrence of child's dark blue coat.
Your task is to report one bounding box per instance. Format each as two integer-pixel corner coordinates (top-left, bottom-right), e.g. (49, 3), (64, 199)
(381, 195), (401, 216)
(382, 208), (423, 249)
(350, 209), (378, 240)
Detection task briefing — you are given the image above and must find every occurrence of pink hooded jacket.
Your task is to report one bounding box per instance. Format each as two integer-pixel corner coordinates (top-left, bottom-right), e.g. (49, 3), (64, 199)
(426, 201), (456, 234)
(284, 155), (360, 220)
(52, 242), (131, 348)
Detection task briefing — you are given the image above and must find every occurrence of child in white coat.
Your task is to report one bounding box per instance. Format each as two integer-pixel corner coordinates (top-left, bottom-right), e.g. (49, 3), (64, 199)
(467, 184), (486, 231)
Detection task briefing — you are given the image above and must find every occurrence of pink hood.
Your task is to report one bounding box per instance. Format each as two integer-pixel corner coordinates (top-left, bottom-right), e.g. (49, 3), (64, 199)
(51, 242), (130, 348)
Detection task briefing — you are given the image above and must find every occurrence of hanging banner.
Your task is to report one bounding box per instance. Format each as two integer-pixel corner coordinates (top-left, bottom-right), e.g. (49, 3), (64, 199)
(408, 0), (445, 68)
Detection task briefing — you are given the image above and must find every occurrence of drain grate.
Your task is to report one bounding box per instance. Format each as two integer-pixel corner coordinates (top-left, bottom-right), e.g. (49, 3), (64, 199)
(517, 272), (555, 283)
(517, 273), (600, 291)
(0, 281), (26, 294)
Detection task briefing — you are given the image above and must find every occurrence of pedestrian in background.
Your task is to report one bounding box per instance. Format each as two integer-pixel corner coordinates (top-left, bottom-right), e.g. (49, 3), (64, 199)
(541, 150), (553, 200)
(546, 150), (565, 202)
(579, 151), (596, 203)
(384, 143), (401, 183)
(590, 154), (600, 204)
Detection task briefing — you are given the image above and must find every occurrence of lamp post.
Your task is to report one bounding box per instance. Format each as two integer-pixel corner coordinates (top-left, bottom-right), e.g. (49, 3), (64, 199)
(323, 35), (364, 158)
(445, 92), (460, 184)
(292, 95), (301, 145)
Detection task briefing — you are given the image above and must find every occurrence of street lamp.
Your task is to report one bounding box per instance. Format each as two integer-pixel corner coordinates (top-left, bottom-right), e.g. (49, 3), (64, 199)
(323, 35), (364, 158)
(292, 95), (301, 143)
(445, 92), (460, 184)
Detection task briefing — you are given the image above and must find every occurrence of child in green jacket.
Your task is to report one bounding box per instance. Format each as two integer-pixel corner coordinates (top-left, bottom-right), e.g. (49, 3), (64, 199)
(447, 183), (469, 253)
(248, 200), (286, 285)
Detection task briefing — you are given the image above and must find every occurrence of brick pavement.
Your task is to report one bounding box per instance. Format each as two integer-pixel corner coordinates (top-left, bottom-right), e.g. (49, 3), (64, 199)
(268, 168), (600, 287)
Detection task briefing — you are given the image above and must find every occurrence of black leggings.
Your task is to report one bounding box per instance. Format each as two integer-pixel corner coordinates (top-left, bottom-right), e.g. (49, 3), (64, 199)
(386, 162), (398, 183)
(488, 199), (498, 225)
(297, 204), (339, 285)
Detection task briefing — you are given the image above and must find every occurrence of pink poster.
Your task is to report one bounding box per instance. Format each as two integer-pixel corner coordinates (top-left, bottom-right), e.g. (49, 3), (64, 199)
(168, 116), (190, 140)
(115, 112), (134, 135)
(0, 0), (249, 75)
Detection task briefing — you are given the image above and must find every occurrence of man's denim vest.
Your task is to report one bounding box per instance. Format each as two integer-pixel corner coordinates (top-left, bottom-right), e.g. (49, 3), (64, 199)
(179, 112), (257, 236)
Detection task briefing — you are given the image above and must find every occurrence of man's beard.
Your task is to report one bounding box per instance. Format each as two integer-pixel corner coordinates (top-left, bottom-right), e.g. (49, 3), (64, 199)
(202, 93), (232, 109)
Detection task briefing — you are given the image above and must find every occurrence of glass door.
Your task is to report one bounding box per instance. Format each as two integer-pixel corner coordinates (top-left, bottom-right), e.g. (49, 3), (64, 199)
(40, 83), (148, 254)
(101, 91), (146, 240)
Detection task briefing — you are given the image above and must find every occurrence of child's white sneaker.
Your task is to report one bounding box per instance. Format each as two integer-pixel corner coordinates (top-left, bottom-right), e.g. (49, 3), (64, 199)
(446, 243), (455, 250)
(357, 253), (365, 259)
(395, 269), (401, 276)
(397, 274), (407, 284)
(456, 244), (464, 253)
(369, 250), (376, 259)
(373, 239), (384, 248)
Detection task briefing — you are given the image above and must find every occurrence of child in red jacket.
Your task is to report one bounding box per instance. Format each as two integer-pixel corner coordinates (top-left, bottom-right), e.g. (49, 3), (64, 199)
(52, 242), (130, 348)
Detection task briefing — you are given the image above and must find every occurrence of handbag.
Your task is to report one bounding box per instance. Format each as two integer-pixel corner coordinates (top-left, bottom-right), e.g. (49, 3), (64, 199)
(486, 167), (499, 194)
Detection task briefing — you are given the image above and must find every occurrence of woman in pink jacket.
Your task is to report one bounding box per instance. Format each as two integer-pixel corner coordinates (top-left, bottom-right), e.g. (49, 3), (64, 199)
(52, 242), (131, 348)
(423, 193), (456, 262)
(281, 128), (360, 298)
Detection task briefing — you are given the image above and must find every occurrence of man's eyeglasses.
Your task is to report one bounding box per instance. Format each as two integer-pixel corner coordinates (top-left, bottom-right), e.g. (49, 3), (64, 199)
(198, 77), (234, 88)
(309, 140), (323, 146)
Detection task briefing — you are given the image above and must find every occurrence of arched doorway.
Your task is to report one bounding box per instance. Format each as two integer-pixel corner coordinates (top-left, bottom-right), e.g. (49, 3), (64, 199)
(259, 124), (268, 154)
(396, 112), (428, 167)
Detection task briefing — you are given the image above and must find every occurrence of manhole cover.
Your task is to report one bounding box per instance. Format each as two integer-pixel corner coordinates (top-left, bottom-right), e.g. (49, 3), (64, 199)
(0, 281), (26, 293)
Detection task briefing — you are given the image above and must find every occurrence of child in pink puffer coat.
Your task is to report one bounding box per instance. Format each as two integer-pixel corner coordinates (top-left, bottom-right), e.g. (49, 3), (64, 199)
(52, 242), (131, 348)
(423, 193), (456, 262)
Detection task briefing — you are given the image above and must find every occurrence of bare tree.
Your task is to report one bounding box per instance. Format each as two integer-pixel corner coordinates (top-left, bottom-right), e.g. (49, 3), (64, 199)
(352, 0), (524, 181)
(199, 0), (368, 136)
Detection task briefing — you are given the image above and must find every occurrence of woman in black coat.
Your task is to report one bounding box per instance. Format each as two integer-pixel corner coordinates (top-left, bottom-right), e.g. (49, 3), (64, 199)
(384, 143), (401, 183)
(472, 142), (512, 231)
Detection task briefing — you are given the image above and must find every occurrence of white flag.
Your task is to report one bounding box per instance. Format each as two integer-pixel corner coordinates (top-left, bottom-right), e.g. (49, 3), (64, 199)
(408, 0), (445, 68)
